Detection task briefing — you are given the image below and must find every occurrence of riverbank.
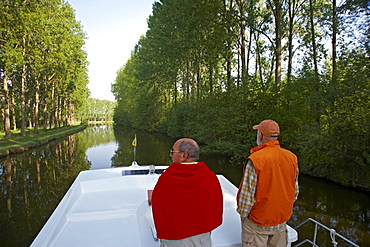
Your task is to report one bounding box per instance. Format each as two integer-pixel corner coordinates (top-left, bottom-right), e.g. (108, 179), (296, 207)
(88, 120), (114, 125)
(0, 125), (87, 158)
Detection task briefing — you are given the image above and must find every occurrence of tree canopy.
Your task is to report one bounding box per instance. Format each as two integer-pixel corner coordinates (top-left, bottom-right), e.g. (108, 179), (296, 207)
(77, 98), (116, 123)
(112, 0), (370, 189)
(1, 0), (89, 136)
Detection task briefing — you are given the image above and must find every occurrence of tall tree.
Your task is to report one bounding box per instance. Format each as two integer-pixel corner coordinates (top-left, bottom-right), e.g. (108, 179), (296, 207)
(331, 0), (337, 83)
(267, 0), (283, 92)
(0, 0), (89, 136)
(112, 0), (370, 188)
(309, 0), (319, 79)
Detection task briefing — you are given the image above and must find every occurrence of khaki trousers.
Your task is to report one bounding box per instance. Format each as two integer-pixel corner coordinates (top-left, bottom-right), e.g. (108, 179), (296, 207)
(241, 219), (287, 247)
(160, 232), (212, 247)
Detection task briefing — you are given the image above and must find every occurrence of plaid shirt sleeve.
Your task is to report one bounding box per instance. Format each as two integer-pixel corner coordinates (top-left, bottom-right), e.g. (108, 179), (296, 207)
(294, 166), (299, 201)
(237, 159), (257, 220)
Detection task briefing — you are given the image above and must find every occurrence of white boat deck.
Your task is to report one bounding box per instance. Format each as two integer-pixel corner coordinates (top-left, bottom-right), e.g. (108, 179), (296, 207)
(31, 166), (298, 247)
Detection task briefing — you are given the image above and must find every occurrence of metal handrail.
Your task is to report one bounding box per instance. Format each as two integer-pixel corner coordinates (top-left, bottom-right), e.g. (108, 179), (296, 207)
(293, 218), (359, 247)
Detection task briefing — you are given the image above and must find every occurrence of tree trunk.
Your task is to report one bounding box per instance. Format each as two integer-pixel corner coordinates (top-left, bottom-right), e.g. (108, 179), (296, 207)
(50, 82), (56, 129)
(287, 0), (296, 85)
(34, 79), (40, 133)
(309, 0), (319, 78)
(254, 32), (264, 88)
(274, 0), (282, 92)
(10, 85), (16, 131)
(209, 66), (214, 93)
(2, 70), (11, 138)
(240, 12), (247, 84)
(21, 63), (27, 135)
(43, 98), (48, 130)
(332, 0), (337, 83)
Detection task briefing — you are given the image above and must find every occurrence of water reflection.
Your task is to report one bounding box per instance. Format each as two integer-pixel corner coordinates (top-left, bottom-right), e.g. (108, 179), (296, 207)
(290, 176), (370, 246)
(86, 141), (118, 169)
(0, 125), (368, 246)
(0, 134), (91, 247)
(111, 126), (176, 167)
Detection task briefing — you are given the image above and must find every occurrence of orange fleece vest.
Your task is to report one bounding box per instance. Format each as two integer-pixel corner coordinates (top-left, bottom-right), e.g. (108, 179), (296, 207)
(248, 141), (298, 226)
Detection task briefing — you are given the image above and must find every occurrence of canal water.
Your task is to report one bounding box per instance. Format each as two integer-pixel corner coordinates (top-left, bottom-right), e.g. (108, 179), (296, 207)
(0, 125), (369, 246)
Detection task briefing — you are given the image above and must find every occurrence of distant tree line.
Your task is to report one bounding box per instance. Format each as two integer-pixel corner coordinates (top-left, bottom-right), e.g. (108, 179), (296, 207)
(0, 0), (89, 136)
(77, 98), (116, 123)
(112, 0), (369, 189)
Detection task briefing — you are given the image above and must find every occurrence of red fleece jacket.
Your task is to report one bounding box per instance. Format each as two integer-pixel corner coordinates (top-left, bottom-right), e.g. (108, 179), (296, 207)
(152, 162), (223, 240)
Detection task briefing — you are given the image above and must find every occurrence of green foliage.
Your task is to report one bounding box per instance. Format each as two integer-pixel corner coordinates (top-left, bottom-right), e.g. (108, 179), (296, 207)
(112, 0), (370, 189)
(0, 0), (89, 135)
(77, 98), (116, 123)
(296, 47), (370, 188)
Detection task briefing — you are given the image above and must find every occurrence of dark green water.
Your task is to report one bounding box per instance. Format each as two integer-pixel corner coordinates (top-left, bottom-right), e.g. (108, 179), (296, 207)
(0, 125), (368, 246)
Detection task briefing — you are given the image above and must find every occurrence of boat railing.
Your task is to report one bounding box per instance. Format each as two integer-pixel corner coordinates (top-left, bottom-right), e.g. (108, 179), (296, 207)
(293, 218), (359, 247)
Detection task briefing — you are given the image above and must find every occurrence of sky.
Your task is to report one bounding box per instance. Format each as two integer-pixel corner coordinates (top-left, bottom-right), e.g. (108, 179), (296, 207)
(67, 0), (156, 101)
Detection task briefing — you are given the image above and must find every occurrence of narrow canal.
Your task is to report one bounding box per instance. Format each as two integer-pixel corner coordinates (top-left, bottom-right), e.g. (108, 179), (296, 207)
(0, 125), (369, 246)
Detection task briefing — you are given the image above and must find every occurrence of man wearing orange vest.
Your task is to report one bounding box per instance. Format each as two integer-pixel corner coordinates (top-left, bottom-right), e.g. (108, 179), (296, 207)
(237, 120), (299, 247)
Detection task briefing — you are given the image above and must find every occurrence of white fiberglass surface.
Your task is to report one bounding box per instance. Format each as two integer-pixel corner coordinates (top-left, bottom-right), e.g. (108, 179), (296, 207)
(54, 216), (140, 247)
(68, 189), (145, 215)
(33, 169), (296, 247)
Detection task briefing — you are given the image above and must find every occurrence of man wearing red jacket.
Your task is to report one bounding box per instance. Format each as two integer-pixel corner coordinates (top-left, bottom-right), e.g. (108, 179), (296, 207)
(237, 120), (299, 247)
(152, 138), (223, 247)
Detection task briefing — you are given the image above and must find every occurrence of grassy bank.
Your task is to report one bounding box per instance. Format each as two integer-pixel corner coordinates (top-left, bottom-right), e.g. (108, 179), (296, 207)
(0, 125), (87, 157)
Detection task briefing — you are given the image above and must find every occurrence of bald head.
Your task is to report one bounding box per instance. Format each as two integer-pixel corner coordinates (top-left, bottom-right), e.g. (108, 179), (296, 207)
(178, 138), (199, 161)
(171, 138), (200, 163)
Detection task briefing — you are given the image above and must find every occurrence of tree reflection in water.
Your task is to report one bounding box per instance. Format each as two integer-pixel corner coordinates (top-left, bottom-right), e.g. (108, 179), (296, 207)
(0, 134), (91, 246)
(289, 175), (370, 246)
(0, 125), (368, 246)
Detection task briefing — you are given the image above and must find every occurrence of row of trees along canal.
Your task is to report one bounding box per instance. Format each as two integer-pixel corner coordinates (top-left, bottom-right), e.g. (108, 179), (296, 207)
(0, 1), (116, 135)
(112, 0), (370, 191)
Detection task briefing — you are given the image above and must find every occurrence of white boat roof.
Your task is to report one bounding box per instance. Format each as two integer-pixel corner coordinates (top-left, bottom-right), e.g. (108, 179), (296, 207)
(31, 165), (298, 247)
